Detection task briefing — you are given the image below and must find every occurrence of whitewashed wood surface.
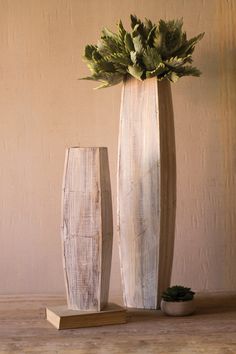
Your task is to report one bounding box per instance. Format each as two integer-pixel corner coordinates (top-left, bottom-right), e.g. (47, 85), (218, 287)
(61, 147), (113, 311)
(118, 77), (176, 309)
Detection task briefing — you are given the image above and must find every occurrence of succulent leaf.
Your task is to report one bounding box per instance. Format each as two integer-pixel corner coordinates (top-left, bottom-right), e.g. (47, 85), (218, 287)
(144, 18), (154, 32)
(130, 51), (138, 64)
(147, 25), (157, 47)
(132, 35), (144, 53)
(145, 63), (166, 78)
(84, 45), (97, 61)
(142, 47), (162, 70)
(128, 64), (143, 80)
(117, 20), (126, 42)
(168, 71), (180, 83)
(161, 285), (195, 302)
(130, 14), (142, 29)
(124, 32), (135, 52)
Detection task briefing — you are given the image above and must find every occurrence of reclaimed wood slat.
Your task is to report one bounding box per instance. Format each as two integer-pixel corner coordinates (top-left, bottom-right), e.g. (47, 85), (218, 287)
(46, 303), (126, 330)
(61, 147), (113, 311)
(117, 77), (176, 309)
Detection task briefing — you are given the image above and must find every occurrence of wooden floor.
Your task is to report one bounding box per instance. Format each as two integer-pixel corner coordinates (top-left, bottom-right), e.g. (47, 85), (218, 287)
(0, 293), (236, 353)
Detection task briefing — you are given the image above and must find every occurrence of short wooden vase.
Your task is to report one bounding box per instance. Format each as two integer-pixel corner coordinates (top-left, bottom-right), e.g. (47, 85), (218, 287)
(46, 147), (126, 329)
(118, 77), (176, 309)
(61, 147), (113, 311)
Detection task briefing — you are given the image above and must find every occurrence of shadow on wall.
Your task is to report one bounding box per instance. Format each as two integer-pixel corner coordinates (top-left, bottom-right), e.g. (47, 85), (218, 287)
(217, 2), (236, 290)
(172, 3), (236, 291)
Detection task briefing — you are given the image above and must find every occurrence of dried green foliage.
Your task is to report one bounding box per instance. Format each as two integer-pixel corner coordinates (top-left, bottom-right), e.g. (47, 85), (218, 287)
(162, 285), (195, 302)
(82, 15), (204, 88)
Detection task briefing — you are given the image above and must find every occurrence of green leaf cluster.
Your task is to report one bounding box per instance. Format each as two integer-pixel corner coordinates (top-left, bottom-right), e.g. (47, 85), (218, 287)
(162, 285), (195, 302)
(82, 15), (204, 88)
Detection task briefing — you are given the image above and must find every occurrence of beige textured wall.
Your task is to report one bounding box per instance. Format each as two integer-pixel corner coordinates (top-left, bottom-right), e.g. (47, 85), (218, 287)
(0, 0), (236, 299)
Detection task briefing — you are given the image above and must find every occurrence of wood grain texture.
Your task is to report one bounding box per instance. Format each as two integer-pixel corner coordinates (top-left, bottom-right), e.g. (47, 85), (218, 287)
(46, 303), (126, 330)
(61, 147), (113, 311)
(117, 77), (176, 309)
(1, 294), (236, 353)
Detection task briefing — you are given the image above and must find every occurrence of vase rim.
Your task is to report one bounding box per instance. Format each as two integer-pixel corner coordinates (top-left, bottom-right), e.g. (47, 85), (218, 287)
(68, 146), (107, 149)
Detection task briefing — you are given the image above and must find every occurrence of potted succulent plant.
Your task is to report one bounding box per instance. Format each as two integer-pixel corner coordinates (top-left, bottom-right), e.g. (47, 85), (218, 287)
(82, 15), (204, 309)
(161, 285), (196, 316)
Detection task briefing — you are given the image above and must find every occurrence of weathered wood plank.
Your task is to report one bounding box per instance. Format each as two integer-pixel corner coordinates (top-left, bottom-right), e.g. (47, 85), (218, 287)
(117, 77), (176, 309)
(46, 303), (126, 330)
(61, 147), (113, 311)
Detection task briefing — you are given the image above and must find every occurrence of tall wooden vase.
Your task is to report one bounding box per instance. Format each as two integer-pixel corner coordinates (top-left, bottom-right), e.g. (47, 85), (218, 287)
(61, 147), (113, 311)
(117, 77), (176, 309)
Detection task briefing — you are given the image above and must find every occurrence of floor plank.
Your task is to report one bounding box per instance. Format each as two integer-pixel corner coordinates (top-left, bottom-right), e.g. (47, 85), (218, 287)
(0, 293), (236, 353)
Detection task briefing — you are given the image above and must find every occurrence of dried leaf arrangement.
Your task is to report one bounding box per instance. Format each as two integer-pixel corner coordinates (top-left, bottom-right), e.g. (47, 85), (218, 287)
(82, 15), (204, 88)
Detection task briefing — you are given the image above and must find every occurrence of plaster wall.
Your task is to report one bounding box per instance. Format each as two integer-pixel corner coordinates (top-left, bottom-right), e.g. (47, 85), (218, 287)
(0, 0), (236, 299)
